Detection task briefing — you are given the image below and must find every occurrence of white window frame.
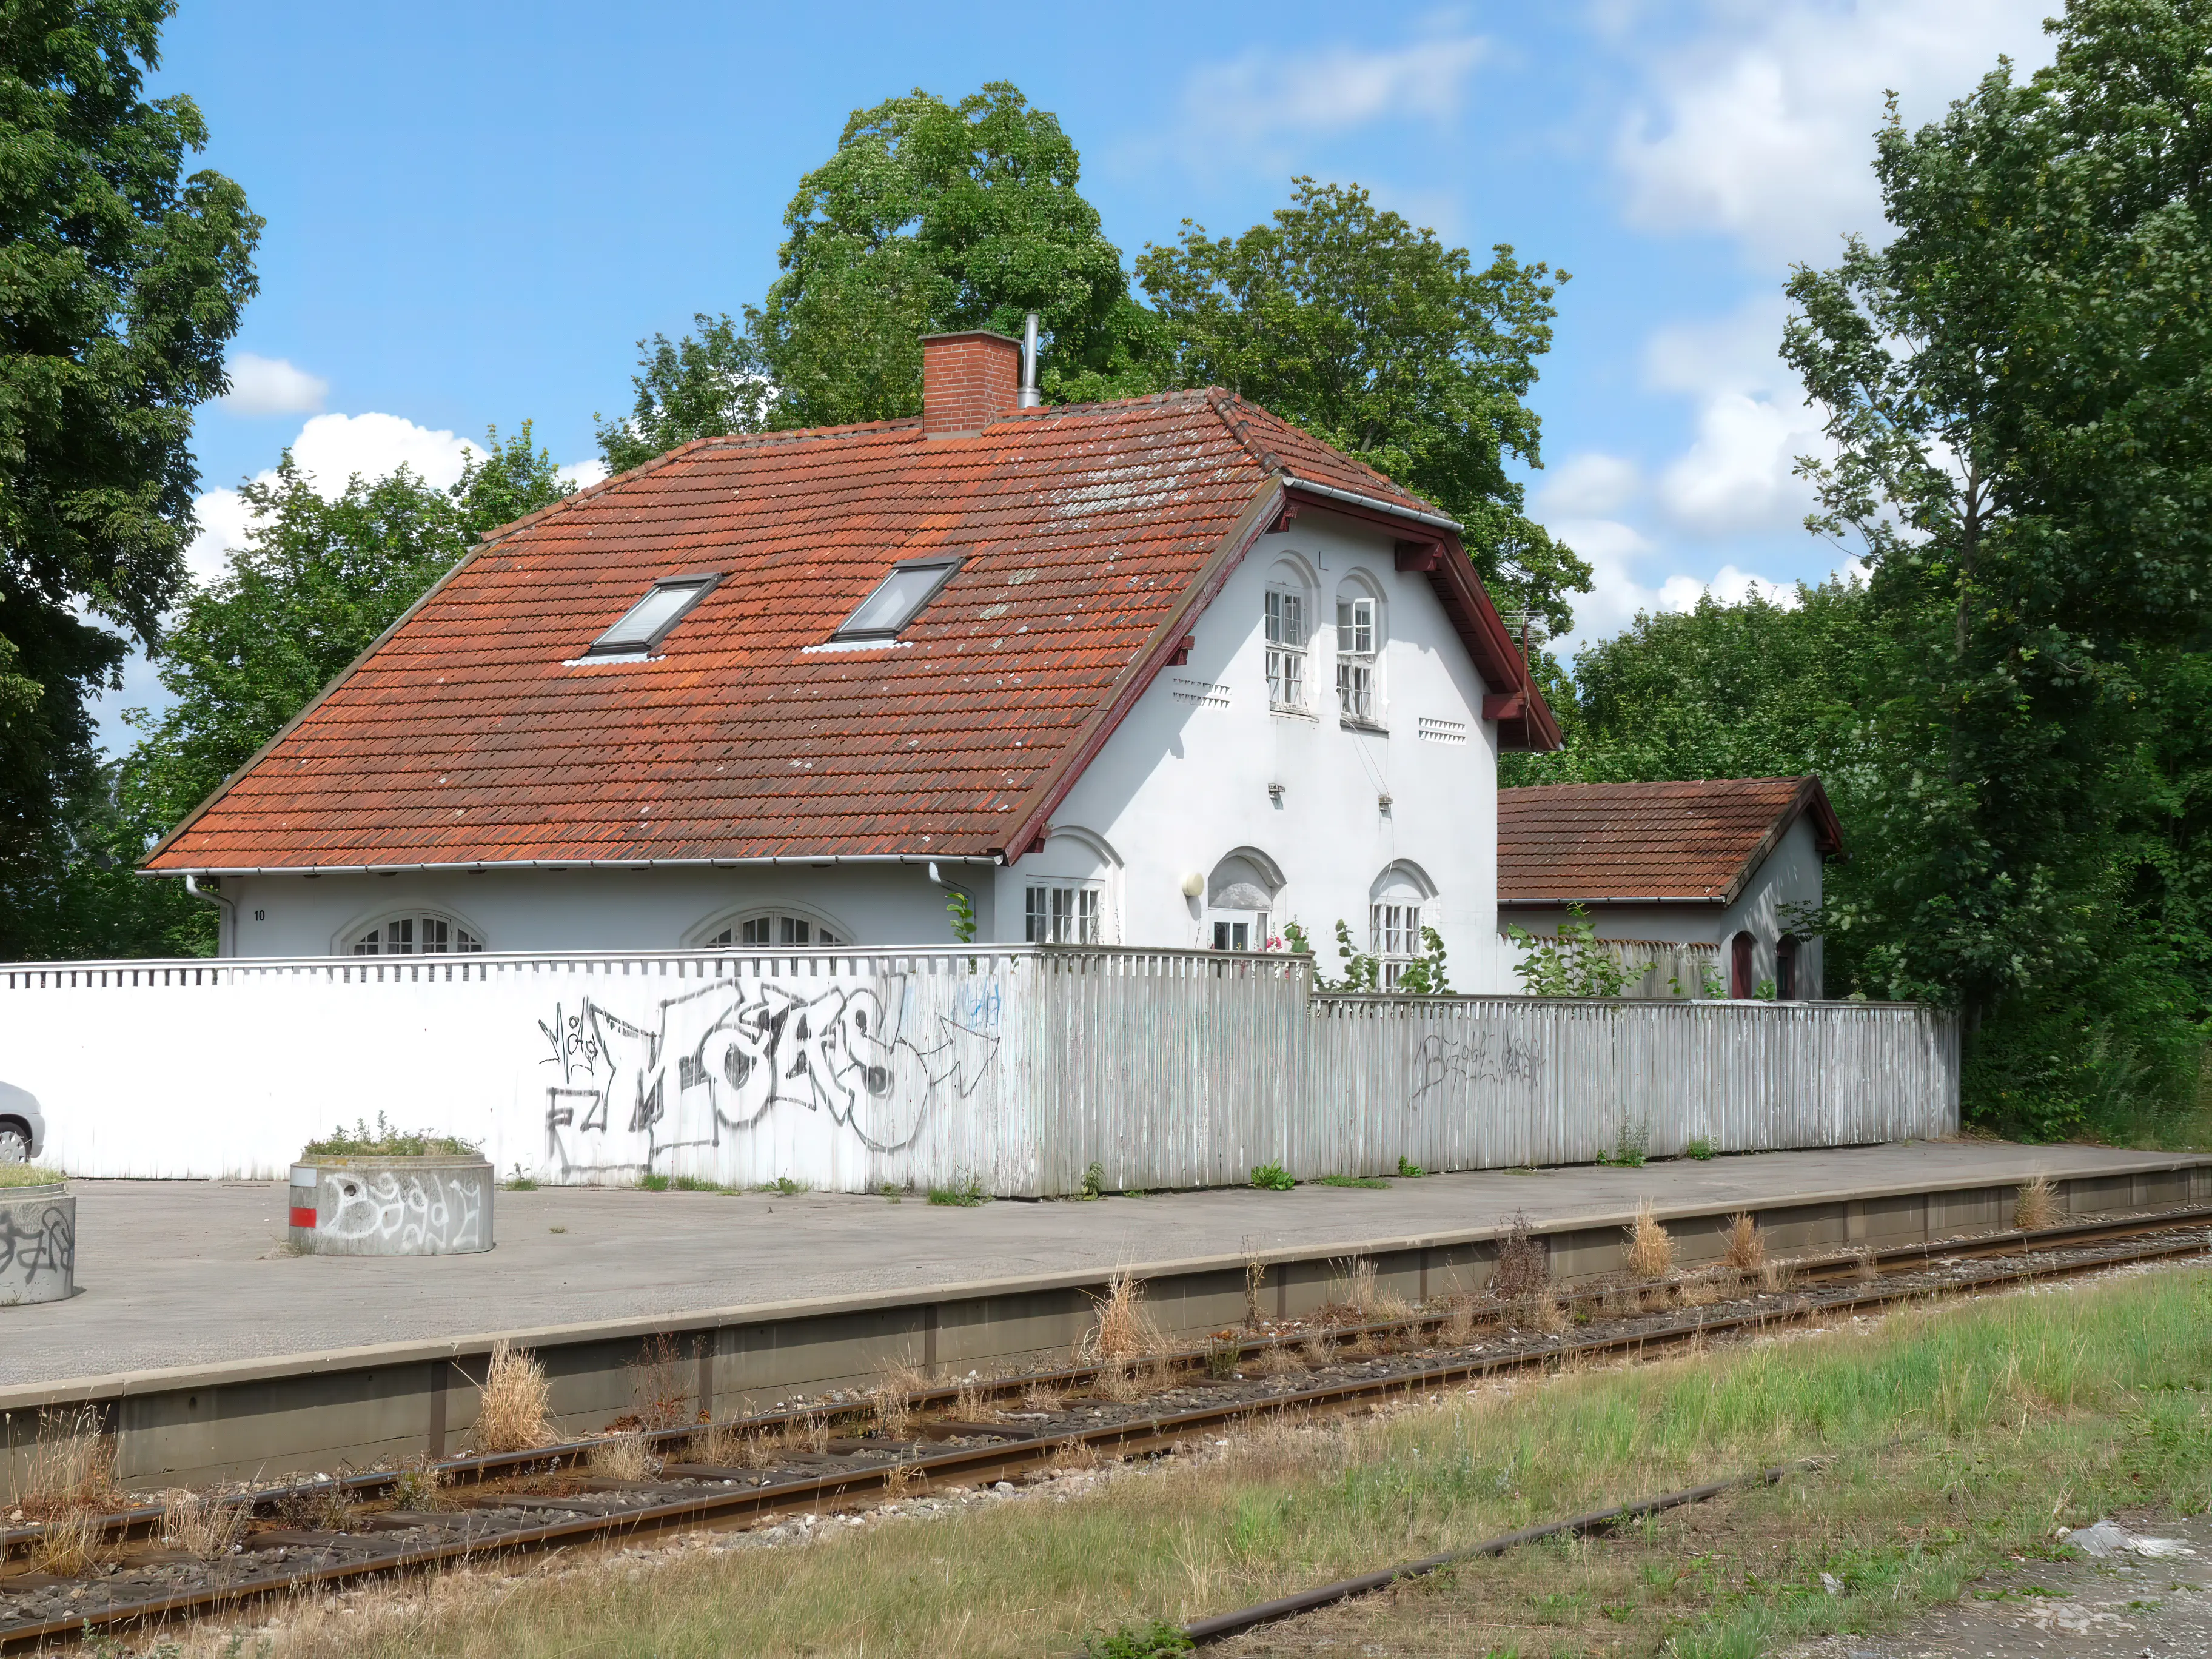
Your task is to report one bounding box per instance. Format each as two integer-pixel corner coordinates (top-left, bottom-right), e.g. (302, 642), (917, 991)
(1208, 911), (1270, 952)
(1369, 901), (1423, 988)
(1025, 880), (1104, 945)
(1335, 591), (1382, 726)
(1264, 587), (1308, 711)
(349, 912), (485, 956)
(699, 909), (847, 949)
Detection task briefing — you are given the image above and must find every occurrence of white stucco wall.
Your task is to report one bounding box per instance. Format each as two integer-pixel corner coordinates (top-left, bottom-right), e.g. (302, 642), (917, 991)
(213, 514), (1512, 985)
(1496, 816), (1829, 997)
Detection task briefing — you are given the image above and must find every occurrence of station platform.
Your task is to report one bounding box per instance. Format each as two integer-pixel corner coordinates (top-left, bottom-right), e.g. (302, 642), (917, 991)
(3, 1139), (2204, 1487)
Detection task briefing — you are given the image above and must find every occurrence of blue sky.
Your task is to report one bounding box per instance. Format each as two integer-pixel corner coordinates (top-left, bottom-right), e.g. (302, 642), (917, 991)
(95, 0), (2057, 752)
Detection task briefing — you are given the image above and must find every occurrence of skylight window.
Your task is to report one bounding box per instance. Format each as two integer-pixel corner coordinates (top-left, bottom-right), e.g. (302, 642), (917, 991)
(834, 556), (961, 640)
(584, 575), (718, 658)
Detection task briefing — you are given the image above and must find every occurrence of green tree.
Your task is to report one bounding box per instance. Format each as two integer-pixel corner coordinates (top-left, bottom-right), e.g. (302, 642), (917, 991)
(1780, 0), (2212, 1135)
(1136, 178), (1588, 634)
(121, 425), (571, 863)
(0, 0), (260, 958)
(596, 82), (1153, 468)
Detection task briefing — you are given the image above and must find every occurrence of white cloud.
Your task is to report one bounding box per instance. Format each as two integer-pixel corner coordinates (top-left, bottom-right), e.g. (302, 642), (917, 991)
(560, 457), (609, 492)
(184, 486), (255, 585)
(1537, 452), (1641, 518)
(219, 352), (329, 416)
(1640, 297), (1831, 537)
(1612, 0), (2054, 266)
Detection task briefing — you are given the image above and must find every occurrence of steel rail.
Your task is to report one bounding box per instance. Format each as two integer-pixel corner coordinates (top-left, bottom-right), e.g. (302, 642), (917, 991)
(3, 1218), (2207, 1649)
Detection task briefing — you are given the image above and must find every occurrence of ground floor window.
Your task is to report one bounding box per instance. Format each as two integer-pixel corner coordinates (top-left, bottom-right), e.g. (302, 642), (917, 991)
(709, 913), (840, 947)
(1027, 882), (1101, 945)
(352, 914), (483, 954)
(1370, 902), (1422, 988)
(1776, 935), (1800, 1000)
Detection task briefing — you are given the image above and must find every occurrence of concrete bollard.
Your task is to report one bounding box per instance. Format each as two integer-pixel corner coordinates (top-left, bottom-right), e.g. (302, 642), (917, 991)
(0, 1182), (75, 1304)
(288, 1155), (495, 1256)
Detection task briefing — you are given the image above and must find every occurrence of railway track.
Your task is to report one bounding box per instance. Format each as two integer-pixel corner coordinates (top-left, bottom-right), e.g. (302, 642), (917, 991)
(3, 1203), (2207, 1651)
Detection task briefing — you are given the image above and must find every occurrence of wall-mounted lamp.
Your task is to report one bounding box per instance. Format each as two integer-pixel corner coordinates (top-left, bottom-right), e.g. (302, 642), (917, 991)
(1377, 794), (1394, 817)
(1179, 871), (1205, 899)
(1267, 782), (1285, 805)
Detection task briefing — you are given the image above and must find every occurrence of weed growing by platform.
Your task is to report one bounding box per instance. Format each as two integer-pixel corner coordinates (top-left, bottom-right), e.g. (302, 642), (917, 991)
(472, 1341), (551, 1453)
(1249, 1162), (1294, 1191)
(501, 1167), (537, 1191)
(1723, 1211), (1766, 1272)
(756, 1175), (809, 1197)
(2016, 1172), (2060, 1230)
(1682, 1136), (1716, 1160)
(1315, 1174), (1388, 1190)
(637, 1173), (671, 1191)
(1080, 1161), (1108, 1199)
(926, 1171), (988, 1207)
(1395, 1155), (1427, 1178)
(1624, 1204), (1674, 1279)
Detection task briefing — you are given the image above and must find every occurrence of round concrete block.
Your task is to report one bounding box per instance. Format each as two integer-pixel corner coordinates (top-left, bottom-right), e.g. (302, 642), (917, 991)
(0, 1183), (74, 1304)
(289, 1156), (494, 1255)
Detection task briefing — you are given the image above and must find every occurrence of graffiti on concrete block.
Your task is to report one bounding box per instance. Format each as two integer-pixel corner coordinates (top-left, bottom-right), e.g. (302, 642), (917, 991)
(1408, 1030), (1543, 1101)
(325, 1170), (486, 1253)
(0, 1201), (73, 1287)
(538, 974), (999, 1175)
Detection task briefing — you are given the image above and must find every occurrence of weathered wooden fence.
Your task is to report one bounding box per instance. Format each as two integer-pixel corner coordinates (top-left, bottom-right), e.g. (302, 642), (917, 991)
(0, 947), (1956, 1193)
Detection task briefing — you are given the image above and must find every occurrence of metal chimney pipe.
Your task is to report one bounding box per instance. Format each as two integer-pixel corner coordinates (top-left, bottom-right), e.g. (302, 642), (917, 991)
(1018, 312), (1042, 408)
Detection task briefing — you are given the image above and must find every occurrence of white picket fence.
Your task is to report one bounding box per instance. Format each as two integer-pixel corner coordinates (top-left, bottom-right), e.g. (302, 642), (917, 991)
(0, 947), (1957, 1193)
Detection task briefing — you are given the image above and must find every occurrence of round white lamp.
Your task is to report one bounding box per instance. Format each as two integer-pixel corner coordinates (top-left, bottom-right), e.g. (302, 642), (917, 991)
(1179, 871), (1205, 899)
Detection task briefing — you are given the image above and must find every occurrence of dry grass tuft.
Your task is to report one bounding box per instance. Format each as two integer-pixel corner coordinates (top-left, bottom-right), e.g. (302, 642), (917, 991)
(1328, 1255), (1379, 1319)
(1047, 1436), (1101, 1474)
(1242, 1239), (1267, 1330)
(12, 1406), (116, 1521)
(1723, 1212), (1766, 1272)
(1301, 1330), (1335, 1369)
(1254, 1341), (1307, 1377)
(953, 1373), (990, 1421)
(475, 1341), (552, 1453)
(626, 1333), (690, 1432)
(2016, 1173), (2060, 1232)
(1760, 1259), (1797, 1294)
(1091, 1365), (1142, 1404)
(1677, 1277), (1720, 1309)
(882, 1458), (914, 1501)
(871, 1361), (927, 1440)
(798, 1411), (830, 1455)
(1490, 1210), (1549, 1299)
(588, 1433), (654, 1482)
(162, 1490), (250, 1563)
(1078, 1269), (1165, 1366)
(28, 1506), (106, 1575)
(1019, 1378), (1065, 1414)
(1438, 1299), (1478, 1347)
(1624, 1204), (1674, 1280)
(1530, 1287), (1569, 1334)
(1639, 1282), (1675, 1313)
(1852, 1247), (1878, 1282)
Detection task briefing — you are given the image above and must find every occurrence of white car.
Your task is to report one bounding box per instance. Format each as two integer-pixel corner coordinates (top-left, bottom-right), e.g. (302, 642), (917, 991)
(0, 1082), (44, 1164)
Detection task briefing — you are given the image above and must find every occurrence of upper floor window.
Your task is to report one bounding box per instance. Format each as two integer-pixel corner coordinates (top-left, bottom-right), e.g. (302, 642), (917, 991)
(709, 913), (842, 947)
(1369, 902), (1421, 987)
(1265, 588), (1307, 709)
(1025, 880), (1102, 945)
(353, 914), (483, 954)
(1336, 592), (1379, 724)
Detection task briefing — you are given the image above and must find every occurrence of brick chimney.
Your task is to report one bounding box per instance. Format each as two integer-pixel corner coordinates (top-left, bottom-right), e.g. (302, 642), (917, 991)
(921, 330), (1022, 438)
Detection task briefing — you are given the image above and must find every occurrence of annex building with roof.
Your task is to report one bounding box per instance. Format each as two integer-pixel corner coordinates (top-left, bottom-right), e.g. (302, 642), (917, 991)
(146, 330), (1561, 992)
(1496, 776), (1845, 999)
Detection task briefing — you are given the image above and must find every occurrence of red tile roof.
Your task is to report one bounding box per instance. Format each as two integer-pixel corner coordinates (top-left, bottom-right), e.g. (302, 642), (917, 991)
(147, 390), (1558, 874)
(1496, 777), (1843, 905)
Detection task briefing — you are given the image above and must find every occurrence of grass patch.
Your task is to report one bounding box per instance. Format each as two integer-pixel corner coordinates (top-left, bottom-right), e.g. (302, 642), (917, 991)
(1250, 1162), (1295, 1191)
(755, 1175), (809, 1197)
(0, 1162), (64, 1188)
(926, 1171), (988, 1207)
(302, 1113), (478, 1159)
(1315, 1173), (1390, 1190)
(637, 1172), (671, 1191)
(501, 1166), (538, 1192)
(1396, 1155), (1428, 1178)
(1683, 1135), (1717, 1161)
(670, 1174), (726, 1193)
(210, 1265), (2212, 1659)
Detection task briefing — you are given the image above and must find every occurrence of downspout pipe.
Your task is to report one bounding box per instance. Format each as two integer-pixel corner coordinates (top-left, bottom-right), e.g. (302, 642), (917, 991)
(183, 873), (235, 957)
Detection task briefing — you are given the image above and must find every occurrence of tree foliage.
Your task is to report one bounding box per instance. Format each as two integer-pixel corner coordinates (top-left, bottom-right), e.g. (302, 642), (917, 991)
(0, 0), (259, 959)
(1137, 178), (1588, 633)
(121, 426), (571, 857)
(1774, 0), (2212, 1136)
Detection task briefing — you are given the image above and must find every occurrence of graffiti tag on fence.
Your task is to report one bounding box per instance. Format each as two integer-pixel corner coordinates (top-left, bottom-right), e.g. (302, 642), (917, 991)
(538, 974), (999, 1175)
(1407, 1030), (1543, 1101)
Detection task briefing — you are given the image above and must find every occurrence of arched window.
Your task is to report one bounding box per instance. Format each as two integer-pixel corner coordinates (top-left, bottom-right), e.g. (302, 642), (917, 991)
(1264, 560), (1313, 712)
(1335, 575), (1386, 726)
(1369, 862), (1438, 988)
(1729, 931), (1755, 999)
(703, 911), (843, 948)
(1775, 936), (1800, 1001)
(1207, 848), (1282, 951)
(351, 914), (483, 955)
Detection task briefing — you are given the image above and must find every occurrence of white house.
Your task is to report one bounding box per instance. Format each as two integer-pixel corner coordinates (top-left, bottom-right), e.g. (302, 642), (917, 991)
(1495, 777), (1844, 998)
(145, 329), (1560, 991)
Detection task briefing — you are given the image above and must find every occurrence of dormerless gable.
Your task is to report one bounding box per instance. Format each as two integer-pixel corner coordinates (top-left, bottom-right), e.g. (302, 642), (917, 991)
(146, 390), (1558, 876)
